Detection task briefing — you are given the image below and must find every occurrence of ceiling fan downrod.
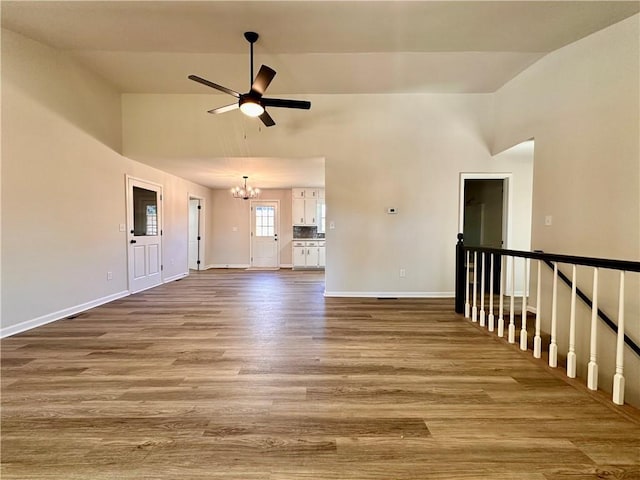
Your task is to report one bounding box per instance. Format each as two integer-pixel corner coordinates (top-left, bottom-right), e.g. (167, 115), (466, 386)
(244, 31), (259, 87)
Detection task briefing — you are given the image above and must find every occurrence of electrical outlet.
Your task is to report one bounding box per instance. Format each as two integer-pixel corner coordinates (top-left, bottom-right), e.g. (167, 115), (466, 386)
(399, 268), (406, 278)
(107, 271), (113, 280)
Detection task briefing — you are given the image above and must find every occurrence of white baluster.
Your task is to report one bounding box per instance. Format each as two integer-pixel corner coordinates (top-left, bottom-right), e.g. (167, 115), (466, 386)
(533, 260), (542, 358)
(472, 251), (478, 322)
(587, 268), (599, 390)
(567, 264), (577, 378)
(464, 250), (470, 318)
(497, 255), (505, 337)
(508, 256), (516, 343)
(488, 253), (495, 332)
(520, 258), (529, 351)
(549, 262), (558, 368)
(612, 271), (625, 405)
(480, 252), (486, 326)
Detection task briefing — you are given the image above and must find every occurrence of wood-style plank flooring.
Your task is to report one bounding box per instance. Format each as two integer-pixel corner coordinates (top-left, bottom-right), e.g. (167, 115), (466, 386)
(2, 269), (639, 479)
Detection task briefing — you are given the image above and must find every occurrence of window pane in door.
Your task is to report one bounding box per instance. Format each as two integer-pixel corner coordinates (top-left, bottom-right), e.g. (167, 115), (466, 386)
(255, 206), (275, 237)
(133, 186), (158, 236)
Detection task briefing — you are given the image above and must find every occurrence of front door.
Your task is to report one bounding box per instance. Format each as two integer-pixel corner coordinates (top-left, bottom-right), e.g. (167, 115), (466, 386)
(127, 178), (163, 293)
(251, 201), (279, 268)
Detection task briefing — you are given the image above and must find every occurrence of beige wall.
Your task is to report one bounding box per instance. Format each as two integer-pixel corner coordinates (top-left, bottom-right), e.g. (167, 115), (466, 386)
(123, 93), (507, 295)
(208, 188), (293, 267)
(123, 92), (536, 296)
(493, 15), (639, 406)
(1, 29), (211, 334)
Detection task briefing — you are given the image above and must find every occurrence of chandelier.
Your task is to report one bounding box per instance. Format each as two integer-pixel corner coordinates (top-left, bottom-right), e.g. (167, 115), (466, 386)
(231, 176), (260, 200)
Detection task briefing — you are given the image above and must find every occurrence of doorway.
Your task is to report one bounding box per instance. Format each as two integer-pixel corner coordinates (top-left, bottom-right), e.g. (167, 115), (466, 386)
(460, 174), (510, 292)
(126, 177), (163, 293)
(250, 200), (280, 268)
(188, 196), (204, 271)
(463, 179), (505, 248)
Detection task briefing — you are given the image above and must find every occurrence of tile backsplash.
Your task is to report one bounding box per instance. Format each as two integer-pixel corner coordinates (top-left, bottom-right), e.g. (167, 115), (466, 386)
(293, 226), (324, 239)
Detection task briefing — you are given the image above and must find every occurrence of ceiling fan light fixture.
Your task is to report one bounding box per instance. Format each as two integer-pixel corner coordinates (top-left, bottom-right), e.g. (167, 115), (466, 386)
(239, 97), (264, 117)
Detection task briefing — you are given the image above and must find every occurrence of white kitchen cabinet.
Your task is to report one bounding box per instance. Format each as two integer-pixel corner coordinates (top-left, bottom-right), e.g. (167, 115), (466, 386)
(293, 244), (307, 267)
(318, 241), (326, 267)
(292, 240), (324, 269)
(304, 199), (317, 225)
(306, 244), (319, 266)
(292, 188), (318, 226)
(293, 188), (319, 199)
(292, 198), (305, 225)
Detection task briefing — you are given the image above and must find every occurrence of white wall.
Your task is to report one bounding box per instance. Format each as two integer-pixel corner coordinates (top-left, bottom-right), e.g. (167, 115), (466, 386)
(1, 29), (211, 335)
(494, 15), (639, 262)
(493, 15), (639, 406)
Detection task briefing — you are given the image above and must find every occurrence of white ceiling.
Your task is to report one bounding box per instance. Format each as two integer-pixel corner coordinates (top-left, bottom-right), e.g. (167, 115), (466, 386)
(2, 1), (638, 188)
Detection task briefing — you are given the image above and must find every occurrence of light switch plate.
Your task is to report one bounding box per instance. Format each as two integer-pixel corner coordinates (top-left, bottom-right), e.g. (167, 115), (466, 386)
(545, 215), (553, 226)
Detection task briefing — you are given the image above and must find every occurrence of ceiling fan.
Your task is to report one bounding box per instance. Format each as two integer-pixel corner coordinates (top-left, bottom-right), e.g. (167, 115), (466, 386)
(188, 31), (311, 127)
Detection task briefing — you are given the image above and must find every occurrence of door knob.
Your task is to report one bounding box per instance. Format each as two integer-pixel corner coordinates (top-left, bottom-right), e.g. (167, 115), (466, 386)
(130, 239), (137, 244)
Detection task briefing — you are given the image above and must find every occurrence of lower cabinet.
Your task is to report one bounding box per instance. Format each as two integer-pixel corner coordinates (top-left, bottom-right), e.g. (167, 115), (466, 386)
(293, 241), (325, 269)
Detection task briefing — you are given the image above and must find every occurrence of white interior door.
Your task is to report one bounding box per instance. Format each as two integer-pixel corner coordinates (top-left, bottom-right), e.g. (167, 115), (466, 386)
(127, 178), (163, 293)
(188, 198), (201, 270)
(251, 201), (279, 268)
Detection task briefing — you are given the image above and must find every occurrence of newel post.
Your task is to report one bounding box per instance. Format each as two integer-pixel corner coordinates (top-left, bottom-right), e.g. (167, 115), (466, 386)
(455, 233), (465, 314)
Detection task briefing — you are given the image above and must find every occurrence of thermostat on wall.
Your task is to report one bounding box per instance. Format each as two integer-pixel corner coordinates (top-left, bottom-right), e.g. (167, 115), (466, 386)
(387, 207), (398, 214)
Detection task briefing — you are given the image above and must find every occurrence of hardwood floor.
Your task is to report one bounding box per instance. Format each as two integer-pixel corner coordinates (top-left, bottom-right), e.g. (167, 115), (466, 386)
(2, 269), (639, 479)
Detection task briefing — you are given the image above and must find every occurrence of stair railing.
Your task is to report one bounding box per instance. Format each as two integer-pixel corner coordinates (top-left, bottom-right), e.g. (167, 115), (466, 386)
(455, 233), (640, 406)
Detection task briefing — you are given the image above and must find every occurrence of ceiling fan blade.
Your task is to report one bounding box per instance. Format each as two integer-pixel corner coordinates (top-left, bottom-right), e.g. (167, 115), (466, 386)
(251, 65), (276, 96)
(207, 103), (239, 114)
(259, 110), (276, 127)
(188, 75), (240, 98)
(262, 98), (311, 110)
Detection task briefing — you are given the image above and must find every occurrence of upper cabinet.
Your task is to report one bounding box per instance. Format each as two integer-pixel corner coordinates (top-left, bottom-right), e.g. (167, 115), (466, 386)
(292, 188), (320, 200)
(292, 188), (324, 226)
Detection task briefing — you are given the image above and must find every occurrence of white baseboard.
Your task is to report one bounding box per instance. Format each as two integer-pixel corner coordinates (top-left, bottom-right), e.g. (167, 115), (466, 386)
(527, 305), (537, 314)
(0, 290), (129, 338)
(204, 264), (250, 269)
(324, 291), (455, 298)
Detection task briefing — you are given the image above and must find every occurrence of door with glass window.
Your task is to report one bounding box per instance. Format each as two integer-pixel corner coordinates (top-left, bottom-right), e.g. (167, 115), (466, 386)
(127, 178), (163, 293)
(250, 201), (279, 268)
